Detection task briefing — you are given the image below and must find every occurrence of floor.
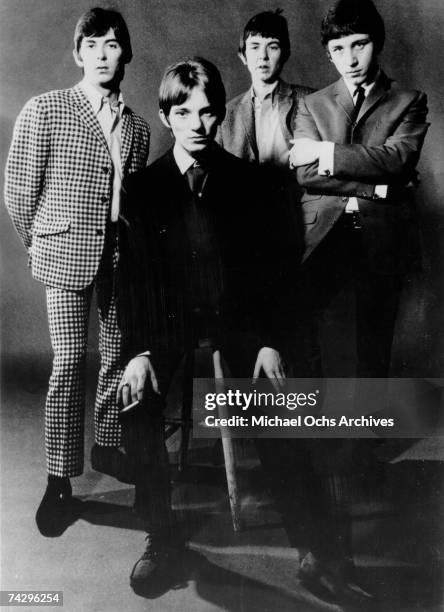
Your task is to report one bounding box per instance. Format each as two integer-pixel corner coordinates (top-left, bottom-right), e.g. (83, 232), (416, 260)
(1, 283), (443, 612)
(1, 355), (443, 612)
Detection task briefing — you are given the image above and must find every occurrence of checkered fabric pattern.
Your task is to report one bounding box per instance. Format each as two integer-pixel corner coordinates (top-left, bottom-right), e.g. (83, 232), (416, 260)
(4, 84), (150, 290)
(45, 247), (123, 476)
(5, 85), (150, 477)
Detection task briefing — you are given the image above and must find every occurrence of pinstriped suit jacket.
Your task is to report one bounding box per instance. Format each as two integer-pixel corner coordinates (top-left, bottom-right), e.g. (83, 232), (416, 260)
(4, 84), (150, 290)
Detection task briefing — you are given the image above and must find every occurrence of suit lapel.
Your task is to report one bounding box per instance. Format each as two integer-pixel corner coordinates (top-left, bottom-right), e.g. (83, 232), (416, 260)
(120, 110), (134, 172)
(277, 80), (295, 141)
(238, 91), (258, 159)
(356, 71), (391, 123)
(334, 78), (355, 124)
(164, 149), (192, 214)
(70, 85), (109, 153)
(333, 73), (391, 126)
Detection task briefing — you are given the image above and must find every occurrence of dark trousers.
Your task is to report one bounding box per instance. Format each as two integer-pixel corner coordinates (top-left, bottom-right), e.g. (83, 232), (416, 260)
(260, 213), (402, 560)
(299, 213), (403, 378)
(217, 336), (354, 561)
(119, 384), (172, 531)
(255, 438), (356, 561)
(127, 342), (218, 530)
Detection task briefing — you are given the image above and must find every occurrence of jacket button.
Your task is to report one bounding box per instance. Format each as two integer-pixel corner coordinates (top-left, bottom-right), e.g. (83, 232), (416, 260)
(96, 229), (104, 236)
(102, 166), (110, 174)
(341, 196), (349, 203)
(101, 196), (108, 204)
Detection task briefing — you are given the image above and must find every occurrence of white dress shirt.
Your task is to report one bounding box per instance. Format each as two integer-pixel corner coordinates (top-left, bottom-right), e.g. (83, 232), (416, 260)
(251, 80), (288, 167)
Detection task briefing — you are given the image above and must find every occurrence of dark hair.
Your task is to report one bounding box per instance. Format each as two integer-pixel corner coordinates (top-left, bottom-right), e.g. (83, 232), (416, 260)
(74, 7), (132, 63)
(159, 57), (226, 121)
(239, 9), (290, 63)
(321, 0), (385, 54)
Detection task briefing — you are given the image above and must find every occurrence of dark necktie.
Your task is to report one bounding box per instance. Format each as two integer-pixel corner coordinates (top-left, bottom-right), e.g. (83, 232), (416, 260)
(352, 86), (366, 121)
(186, 163), (207, 198)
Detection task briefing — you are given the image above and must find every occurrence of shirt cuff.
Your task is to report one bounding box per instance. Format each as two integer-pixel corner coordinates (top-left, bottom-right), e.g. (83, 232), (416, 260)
(317, 142), (335, 176)
(137, 351), (151, 358)
(374, 184), (388, 199)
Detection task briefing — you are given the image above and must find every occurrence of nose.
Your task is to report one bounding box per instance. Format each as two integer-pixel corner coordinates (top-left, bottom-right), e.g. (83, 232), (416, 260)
(96, 44), (107, 60)
(344, 48), (358, 67)
(189, 112), (203, 131)
(259, 45), (269, 60)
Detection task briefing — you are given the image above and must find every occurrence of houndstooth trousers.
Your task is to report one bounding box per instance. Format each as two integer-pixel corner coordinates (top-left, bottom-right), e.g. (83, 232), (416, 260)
(45, 232), (123, 477)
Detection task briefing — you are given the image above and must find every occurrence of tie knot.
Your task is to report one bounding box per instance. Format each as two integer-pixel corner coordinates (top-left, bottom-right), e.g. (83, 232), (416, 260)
(353, 86), (365, 104)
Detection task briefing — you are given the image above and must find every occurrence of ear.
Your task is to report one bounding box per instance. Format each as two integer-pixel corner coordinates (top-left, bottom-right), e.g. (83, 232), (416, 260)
(73, 48), (83, 68)
(238, 51), (248, 66)
(159, 109), (171, 129)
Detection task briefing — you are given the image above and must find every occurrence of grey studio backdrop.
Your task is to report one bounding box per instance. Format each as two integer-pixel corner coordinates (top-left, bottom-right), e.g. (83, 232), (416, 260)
(0, 0), (443, 383)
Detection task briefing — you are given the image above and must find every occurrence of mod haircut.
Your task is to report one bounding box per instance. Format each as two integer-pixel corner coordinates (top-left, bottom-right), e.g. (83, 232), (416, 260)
(74, 7), (133, 63)
(321, 0), (385, 54)
(239, 9), (290, 63)
(159, 57), (226, 121)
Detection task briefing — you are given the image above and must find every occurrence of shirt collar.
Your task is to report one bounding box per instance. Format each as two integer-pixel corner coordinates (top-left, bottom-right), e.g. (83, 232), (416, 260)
(173, 142), (199, 175)
(343, 68), (380, 100)
(79, 79), (125, 115)
(173, 142), (216, 175)
(250, 78), (281, 106)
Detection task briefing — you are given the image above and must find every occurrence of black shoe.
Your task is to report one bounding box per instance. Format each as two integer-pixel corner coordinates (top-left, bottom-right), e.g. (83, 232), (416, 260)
(299, 552), (376, 607)
(130, 531), (171, 590)
(35, 482), (82, 537)
(90, 443), (136, 484)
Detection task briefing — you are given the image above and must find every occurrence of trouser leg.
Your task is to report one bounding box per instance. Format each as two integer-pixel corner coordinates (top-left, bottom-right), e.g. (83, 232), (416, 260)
(254, 437), (352, 560)
(355, 271), (403, 377)
(126, 386), (173, 531)
(45, 286), (92, 477)
(94, 264), (123, 447)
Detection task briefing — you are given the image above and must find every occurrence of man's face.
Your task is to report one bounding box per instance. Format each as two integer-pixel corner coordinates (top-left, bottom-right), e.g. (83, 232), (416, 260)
(327, 33), (377, 87)
(74, 28), (125, 89)
(159, 87), (220, 157)
(241, 34), (284, 85)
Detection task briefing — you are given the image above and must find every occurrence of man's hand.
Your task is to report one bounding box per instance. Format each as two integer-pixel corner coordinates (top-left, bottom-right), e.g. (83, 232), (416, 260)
(289, 138), (322, 168)
(253, 347), (286, 391)
(116, 355), (159, 407)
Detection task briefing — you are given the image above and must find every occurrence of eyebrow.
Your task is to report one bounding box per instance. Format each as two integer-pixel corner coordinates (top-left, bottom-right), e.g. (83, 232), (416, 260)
(84, 35), (119, 43)
(173, 105), (213, 113)
(247, 38), (280, 45)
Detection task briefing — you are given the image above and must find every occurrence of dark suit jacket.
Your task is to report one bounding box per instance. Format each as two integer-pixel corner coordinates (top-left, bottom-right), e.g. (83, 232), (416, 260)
(294, 72), (429, 274)
(117, 145), (298, 367)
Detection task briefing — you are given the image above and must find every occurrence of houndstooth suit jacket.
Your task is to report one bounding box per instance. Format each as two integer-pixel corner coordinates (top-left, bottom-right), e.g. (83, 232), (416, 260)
(4, 84), (150, 290)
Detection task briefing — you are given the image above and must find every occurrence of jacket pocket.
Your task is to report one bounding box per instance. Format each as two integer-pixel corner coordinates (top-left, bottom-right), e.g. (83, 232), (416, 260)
(301, 193), (322, 203)
(32, 219), (70, 237)
(303, 210), (318, 225)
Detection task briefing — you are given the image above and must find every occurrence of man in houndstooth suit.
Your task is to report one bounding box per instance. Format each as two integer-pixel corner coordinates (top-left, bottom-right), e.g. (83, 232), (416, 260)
(4, 8), (171, 580)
